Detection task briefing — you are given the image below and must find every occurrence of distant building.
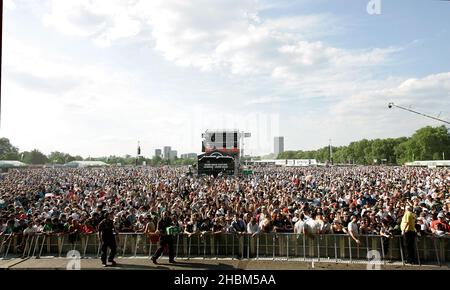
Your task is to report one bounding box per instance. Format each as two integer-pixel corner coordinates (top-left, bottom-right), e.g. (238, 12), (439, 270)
(274, 137), (285, 156)
(170, 150), (178, 160)
(181, 153), (197, 159)
(405, 160), (450, 168)
(163, 146), (172, 160)
(155, 149), (162, 158)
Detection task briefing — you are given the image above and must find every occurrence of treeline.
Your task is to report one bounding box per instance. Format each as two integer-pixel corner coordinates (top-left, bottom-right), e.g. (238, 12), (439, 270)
(0, 139), (196, 166)
(90, 156), (196, 166)
(278, 126), (450, 165)
(2, 125), (448, 166)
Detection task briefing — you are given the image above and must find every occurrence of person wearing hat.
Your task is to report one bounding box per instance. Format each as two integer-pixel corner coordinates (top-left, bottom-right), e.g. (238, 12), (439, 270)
(401, 206), (417, 264)
(430, 212), (450, 234)
(97, 212), (118, 267)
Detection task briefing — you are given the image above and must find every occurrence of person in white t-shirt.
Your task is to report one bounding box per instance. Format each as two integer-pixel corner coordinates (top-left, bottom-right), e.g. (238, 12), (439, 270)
(348, 215), (360, 245)
(247, 217), (260, 237)
(23, 221), (38, 236)
(306, 213), (321, 236)
(258, 206), (269, 228)
(294, 213), (306, 234)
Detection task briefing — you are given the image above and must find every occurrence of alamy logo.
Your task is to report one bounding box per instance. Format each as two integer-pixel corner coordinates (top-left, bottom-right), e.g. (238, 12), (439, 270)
(66, 250), (81, 270)
(367, 0), (382, 15)
(366, 250), (382, 270)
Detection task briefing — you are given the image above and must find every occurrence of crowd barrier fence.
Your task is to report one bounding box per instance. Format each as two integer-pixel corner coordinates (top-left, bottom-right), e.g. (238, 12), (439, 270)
(0, 232), (448, 266)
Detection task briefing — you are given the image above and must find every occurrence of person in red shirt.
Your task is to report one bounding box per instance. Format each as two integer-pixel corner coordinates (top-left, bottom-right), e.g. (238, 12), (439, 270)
(81, 219), (96, 234)
(430, 212), (450, 233)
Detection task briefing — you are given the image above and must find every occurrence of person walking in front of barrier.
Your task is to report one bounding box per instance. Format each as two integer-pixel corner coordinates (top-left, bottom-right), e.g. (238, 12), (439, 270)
(98, 212), (118, 267)
(151, 211), (175, 264)
(401, 206), (417, 264)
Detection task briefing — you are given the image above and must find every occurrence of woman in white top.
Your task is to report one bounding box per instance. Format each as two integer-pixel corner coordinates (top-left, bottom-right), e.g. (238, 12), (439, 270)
(247, 217), (260, 236)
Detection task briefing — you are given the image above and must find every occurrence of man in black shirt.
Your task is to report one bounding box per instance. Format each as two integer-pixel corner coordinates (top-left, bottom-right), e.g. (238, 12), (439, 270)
(97, 212), (118, 267)
(151, 211), (175, 264)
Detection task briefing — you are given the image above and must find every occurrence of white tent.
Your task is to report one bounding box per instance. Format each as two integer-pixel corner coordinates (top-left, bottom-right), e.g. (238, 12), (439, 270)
(0, 161), (28, 168)
(405, 160), (450, 168)
(64, 161), (109, 168)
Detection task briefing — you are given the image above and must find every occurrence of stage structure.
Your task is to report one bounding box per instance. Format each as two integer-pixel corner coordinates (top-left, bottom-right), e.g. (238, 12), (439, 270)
(197, 130), (251, 176)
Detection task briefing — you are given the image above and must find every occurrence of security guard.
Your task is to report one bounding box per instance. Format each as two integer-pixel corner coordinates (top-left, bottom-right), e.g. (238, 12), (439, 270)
(98, 212), (118, 267)
(401, 205), (417, 264)
(151, 211), (176, 264)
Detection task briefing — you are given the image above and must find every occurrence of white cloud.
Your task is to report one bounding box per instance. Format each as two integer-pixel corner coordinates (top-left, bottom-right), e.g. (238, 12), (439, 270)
(2, 36), (280, 156)
(333, 72), (450, 117)
(4, 0), (17, 10)
(314, 73), (450, 146)
(43, 0), (142, 46)
(4, 0), (449, 156)
(40, 1), (398, 79)
(2, 38), (184, 156)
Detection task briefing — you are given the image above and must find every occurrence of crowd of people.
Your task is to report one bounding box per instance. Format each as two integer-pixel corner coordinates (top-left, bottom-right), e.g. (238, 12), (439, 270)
(0, 166), (449, 243)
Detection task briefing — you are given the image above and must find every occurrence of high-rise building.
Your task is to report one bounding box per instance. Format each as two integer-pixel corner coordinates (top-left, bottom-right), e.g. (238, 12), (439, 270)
(274, 137), (285, 156)
(155, 149), (162, 158)
(181, 153), (197, 159)
(170, 150), (178, 160)
(163, 146), (172, 160)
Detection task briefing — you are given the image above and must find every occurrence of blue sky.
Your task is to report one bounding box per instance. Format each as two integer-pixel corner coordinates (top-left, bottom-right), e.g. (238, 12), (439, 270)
(1, 0), (450, 157)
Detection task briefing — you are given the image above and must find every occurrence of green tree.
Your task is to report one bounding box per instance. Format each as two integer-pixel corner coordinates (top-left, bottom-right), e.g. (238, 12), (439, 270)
(150, 155), (163, 166)
(65, 154), (79, 163)
(278, 151), (297, 159)
(0, 138), (20, 160)
(408, 126), (450, 161)
(73, 156), (84, 161)
(48, 152), (70, 164)
(272, 126), (449, 165)
(333, 147), (346, 164)
(23, 150), (49, 165)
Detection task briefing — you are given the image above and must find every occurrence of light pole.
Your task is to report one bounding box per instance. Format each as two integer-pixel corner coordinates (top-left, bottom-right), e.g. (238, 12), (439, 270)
(136, 141), (141, 167)
(388, 103), (450, 125)
(329, 139), (333, 165)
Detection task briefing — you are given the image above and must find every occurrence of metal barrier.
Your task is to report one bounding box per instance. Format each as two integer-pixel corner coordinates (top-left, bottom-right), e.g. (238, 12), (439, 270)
(1, 233), (448, 266)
